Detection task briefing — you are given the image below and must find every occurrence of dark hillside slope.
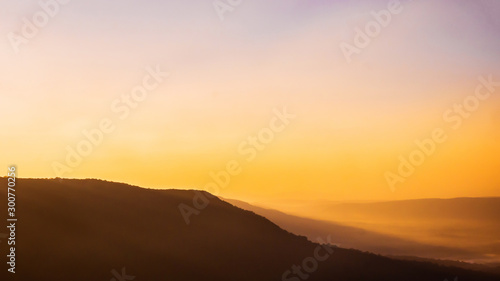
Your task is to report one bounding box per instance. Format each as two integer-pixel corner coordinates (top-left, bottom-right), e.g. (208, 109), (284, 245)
(0, 178), (498, 281)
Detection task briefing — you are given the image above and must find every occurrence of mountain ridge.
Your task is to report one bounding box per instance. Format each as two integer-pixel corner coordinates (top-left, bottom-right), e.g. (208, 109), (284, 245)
(1, 178), (499, 281)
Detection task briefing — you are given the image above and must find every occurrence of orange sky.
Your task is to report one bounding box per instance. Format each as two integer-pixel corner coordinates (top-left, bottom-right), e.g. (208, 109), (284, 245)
(1, 0), (500, 202)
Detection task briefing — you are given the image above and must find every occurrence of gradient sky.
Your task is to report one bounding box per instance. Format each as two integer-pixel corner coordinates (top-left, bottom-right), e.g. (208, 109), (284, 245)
(1, 0), (500, 203)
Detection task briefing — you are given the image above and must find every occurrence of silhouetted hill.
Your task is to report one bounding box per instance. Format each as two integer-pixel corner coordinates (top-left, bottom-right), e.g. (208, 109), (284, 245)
(390, 256), (500, 275)
(0, 178), (499, 281)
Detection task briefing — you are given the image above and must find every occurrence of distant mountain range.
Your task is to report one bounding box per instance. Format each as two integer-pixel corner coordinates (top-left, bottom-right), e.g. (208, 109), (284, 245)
(247, 197), (500, 264)
(225, 199), (477, 259)
(226, 198), (500, 274)
(0, 178), (499, 281)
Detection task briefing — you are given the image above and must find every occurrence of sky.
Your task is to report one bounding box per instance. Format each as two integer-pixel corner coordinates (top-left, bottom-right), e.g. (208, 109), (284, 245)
(1, 0), (500, 203)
